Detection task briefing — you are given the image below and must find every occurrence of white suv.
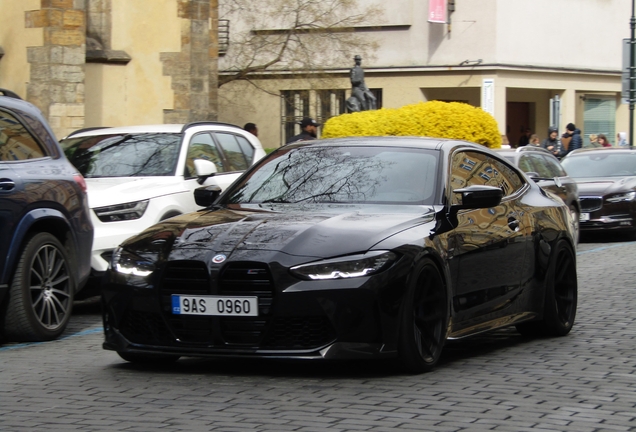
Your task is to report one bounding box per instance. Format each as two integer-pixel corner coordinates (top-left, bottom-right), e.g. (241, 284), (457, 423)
(61, 122), (266, 275)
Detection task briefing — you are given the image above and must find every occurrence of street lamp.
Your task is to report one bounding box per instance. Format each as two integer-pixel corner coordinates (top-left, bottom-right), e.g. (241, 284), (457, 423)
(630, 0), (635, 148)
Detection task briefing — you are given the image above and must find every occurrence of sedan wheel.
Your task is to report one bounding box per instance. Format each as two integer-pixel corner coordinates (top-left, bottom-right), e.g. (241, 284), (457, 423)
(4, 233), (75, 341)
(398, 259), (448, 373)
(517, 239), (577, 336)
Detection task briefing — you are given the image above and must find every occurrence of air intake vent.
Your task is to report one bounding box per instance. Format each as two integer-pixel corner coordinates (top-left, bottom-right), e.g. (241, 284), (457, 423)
(161, 260), (209, 295)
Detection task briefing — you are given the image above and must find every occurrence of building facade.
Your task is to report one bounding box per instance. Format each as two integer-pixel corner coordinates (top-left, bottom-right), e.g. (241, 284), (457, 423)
(0, 0), (220, 140)
(217, 0), (630, 148)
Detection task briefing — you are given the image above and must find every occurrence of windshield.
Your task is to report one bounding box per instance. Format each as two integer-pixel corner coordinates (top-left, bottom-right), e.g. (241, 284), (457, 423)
(61, 133), (181, 178)
(224, 146), (439, 205)
(561, 152), (636, 178)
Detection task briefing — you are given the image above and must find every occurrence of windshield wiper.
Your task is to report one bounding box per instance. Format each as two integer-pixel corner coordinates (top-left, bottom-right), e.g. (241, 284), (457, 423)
(260, 198), (291, 203)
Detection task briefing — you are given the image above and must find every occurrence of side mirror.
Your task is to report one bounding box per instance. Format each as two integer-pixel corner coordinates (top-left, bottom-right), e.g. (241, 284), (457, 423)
(194, 184), (222, 207)
(194, 159), (218, 184)
(451, 185), (503, 211)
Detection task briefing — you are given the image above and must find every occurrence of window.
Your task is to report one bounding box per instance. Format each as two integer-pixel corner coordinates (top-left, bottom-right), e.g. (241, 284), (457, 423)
(0, 110), (47, 161)
(450, 151), (523, 205)
(316, 90), (346, 126)
(584, 97), (616, 146)
(214, 133), (249, 171)
(281, 90), (309, 144)
(186, 133), (224, 177)
(535, 154), (566, 177)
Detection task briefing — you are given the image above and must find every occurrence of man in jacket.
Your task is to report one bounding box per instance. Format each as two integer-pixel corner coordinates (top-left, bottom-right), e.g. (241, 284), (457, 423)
(541, 127), (563, 158)
(286, 117), (320, 144)
(562, 123), (582, 155)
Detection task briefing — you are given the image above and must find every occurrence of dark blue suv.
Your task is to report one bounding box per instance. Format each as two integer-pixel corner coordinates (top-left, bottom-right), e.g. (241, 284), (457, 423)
(0, 90), (93, 342)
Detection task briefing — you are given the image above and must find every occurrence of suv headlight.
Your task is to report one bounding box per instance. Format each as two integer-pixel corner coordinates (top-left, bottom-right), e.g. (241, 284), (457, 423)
(111, 247), (155, 277)
(94, 200), (149, 222)
(290, 251), (397, 280)
(606, 191), (636, 203)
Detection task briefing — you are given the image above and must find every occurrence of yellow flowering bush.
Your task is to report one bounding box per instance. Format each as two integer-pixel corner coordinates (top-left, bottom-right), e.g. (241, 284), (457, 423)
(322, 101), (502, 149)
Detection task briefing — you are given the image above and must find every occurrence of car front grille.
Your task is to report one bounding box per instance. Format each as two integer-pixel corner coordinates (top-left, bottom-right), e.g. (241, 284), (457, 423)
(580, 196), (603, 213)
(161, 260), (210, 295)
(120, 310), (174, 345)
(263, 317), (337, 348)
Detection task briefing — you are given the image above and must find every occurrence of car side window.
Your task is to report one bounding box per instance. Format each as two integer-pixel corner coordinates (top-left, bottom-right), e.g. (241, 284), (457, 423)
(214, 133), (249, 171)
(518, 155), (535, 174)
(0, 109), (47, 161)
(450, 151), (524, 205)
(539, 154), (566, 177)
(186, 133), (224, 178)
(235, 135), (255, 163)
(528, 154), (553, 178)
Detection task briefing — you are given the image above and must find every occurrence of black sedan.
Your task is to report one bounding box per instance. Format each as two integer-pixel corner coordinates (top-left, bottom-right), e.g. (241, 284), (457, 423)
(561, 148), (636, 237)
(102, 137), (577, 373)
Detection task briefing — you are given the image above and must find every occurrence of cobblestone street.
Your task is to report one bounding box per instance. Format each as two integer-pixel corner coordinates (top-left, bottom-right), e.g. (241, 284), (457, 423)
(1, 238), (635, 432)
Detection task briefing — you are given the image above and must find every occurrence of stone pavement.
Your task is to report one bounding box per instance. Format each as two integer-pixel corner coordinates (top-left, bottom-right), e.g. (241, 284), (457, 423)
(1, 239), (635, 432)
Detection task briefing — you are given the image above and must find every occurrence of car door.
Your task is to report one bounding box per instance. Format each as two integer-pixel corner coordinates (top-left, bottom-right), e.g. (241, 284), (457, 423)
(211, 132), (253, 189)
(448, 150), (532, 327)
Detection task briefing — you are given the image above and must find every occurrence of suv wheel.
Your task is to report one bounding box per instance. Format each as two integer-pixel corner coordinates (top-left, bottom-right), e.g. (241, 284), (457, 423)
(4, 233), (75, 341)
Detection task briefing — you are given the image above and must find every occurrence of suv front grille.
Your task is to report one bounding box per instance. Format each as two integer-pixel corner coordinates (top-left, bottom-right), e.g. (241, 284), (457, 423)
(580, 196), (603, 213)
(161, 260), (210, 295)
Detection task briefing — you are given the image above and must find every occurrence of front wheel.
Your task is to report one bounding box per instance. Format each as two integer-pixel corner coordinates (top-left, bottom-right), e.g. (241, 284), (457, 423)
(398, 259), (449, 373)
(3, 233), (75, 341)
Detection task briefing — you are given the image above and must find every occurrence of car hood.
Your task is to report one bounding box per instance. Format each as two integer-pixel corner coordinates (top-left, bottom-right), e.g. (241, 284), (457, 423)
(86, 177), (186, 208)
(123, 204), (437, 262)
(574, 177), (636, 196)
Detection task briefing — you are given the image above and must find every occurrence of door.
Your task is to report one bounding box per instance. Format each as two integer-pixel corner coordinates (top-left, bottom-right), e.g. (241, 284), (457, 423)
(448, 150), (532, 326)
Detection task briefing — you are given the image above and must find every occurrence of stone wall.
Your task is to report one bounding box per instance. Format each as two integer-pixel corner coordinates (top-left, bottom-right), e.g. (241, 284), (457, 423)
(25, 0), (86, 139)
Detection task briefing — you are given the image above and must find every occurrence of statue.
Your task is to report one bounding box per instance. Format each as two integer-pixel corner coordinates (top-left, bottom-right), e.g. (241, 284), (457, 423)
(347, 55), (376, 112)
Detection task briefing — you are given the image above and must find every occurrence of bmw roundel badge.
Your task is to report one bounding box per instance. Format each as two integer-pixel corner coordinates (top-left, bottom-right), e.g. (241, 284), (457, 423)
(212, 254), (227, 264)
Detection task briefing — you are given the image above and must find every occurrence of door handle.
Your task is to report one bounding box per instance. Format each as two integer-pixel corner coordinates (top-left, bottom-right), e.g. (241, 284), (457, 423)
(0, 179), (16, 191)
(507, 217), (520, 232)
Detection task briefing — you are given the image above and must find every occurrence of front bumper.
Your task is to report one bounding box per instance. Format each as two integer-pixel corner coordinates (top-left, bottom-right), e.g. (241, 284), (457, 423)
(101, 259), (408, 360)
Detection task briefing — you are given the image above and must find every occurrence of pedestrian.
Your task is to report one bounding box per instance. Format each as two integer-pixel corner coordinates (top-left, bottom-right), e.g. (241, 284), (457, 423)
(243, 122), (258, 137)
(541, 127), (564, 158)
(518, 128), (531, 147)
(588, 134), (599, 147)
(529, 134), (541, 146)
(617, 131), (628, 147)
(561, 123), (582, 155)
(598, 134), (612, 148)
(286, 117), (320, 144)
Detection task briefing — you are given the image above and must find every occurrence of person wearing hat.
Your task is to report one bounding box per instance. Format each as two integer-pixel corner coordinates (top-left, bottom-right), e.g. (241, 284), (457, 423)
(286, 117), (320, 144)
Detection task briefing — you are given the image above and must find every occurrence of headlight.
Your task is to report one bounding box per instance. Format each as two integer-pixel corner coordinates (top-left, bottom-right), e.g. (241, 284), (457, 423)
(94, 200), (149, 222)
(111, 247), (155, 277)
(290, 251), (397, 280)
(606, 191), (636, 203)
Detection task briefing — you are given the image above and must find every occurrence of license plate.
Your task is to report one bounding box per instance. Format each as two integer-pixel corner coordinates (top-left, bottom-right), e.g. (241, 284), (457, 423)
(171, 295), (258, 316)
(579, 213), (590, 222)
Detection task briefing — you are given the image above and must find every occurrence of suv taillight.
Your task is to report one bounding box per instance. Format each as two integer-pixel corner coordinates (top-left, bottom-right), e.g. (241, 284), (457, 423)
(73, 173), (87, 193)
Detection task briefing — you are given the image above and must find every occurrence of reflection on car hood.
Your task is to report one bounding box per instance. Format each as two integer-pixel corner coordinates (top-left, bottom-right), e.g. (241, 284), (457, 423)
(124, 205), (436, 261)
(574, 176), (636, 196)
(86, 177), (187, 208)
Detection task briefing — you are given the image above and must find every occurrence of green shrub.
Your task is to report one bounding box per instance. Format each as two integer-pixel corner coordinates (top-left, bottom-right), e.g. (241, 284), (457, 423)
(322, 101), (502, 149)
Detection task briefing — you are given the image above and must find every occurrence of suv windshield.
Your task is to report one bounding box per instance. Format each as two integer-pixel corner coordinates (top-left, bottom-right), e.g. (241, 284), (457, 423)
(225, 146), (439, 205)
(61, 133), (181, 178)
(561, 152), (636, 178)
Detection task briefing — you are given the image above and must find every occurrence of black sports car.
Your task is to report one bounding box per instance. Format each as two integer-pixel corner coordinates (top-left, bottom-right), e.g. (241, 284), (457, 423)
(102, 137), (577, 373)
(561, 148), (636, 236)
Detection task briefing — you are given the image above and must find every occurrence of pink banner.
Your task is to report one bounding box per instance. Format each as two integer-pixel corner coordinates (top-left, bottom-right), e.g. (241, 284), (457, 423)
(428, 0), (447, 23)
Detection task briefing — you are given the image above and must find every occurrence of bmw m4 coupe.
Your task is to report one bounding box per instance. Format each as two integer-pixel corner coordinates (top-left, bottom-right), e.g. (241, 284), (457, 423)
(102, 137), (578, 373)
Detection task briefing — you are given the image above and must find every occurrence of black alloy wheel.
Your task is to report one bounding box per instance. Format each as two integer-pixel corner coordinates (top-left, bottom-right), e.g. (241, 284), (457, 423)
(398, 259), (448, 373)
(4, 233), (75, 341)
(517, 239), (577, 336)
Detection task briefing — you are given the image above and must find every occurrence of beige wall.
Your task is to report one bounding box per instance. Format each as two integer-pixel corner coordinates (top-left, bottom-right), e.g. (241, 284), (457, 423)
(0, 0), (43, 98)
(85, 0), (179, 127)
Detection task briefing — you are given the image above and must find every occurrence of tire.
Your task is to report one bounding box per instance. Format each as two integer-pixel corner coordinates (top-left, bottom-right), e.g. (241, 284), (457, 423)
(4, 233), (75, 341)
(117, 351), (181, 364)
(516, 239), (577, 337)
(398, 259), (449, 373)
